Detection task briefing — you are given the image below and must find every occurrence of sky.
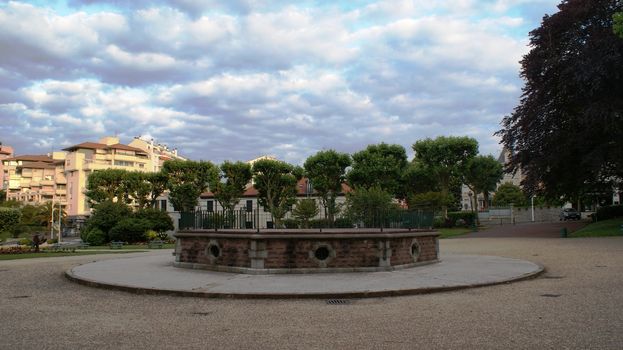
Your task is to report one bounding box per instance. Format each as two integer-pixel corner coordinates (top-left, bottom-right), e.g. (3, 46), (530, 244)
(0, 0), (561, 164)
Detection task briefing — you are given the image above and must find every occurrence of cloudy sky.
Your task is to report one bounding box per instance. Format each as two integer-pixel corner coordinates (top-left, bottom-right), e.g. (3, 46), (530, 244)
(0, 0), (560, 164)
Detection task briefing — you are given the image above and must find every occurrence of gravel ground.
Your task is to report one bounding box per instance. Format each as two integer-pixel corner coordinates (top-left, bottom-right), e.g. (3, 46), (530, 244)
(1, 236), (622, 350)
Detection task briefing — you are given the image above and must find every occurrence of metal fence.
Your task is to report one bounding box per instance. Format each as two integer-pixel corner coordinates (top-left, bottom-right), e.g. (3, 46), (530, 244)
(178, 208), (435, 230)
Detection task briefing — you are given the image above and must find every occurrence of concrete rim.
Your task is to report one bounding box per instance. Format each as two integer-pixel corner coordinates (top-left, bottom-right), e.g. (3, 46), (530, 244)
(65, 253), (544, 299)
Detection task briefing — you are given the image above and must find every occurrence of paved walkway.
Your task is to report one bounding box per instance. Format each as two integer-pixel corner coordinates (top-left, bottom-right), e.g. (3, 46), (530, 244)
(66, 251), (542, 298)
(468, 221), (588, 238)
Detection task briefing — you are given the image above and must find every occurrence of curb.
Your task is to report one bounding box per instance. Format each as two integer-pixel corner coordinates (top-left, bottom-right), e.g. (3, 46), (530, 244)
(65, 263), (545, 300)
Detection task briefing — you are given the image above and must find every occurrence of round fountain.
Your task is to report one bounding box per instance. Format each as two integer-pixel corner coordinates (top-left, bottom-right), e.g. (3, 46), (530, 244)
(173, 228), (440, 274)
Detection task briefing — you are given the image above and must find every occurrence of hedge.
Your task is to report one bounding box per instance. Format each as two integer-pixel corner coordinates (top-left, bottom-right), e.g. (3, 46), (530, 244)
(594, 205), (623, 221)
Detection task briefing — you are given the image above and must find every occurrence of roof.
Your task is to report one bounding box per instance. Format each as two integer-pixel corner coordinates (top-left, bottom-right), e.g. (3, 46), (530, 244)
(18, 161), (56, 169)
(0, 149), (11, 155)
(63, 142), (147, 154)
(3, 155), (54, 163)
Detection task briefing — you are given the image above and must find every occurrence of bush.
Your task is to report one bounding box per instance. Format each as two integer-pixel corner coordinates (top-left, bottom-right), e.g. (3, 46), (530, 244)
(146, 230), (158, 241)
(595, 205), (623, 221)
(282, 219), (299, 229)
(134, 208), (174, 233)
(19, 237), (32, 246)
(0, 208), (21, 234)
(447, 212), (477, 227)
(48, 238), (58, 244)
(86, 228), (106, 246)
(109, 218), (151, 243)
(85, 201), (132, 237)
(333, 217), (354, 228)
(345, 187), (395, 227)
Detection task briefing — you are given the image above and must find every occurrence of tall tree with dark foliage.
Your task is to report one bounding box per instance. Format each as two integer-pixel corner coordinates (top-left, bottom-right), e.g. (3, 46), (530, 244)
(498, 0), (623, 202)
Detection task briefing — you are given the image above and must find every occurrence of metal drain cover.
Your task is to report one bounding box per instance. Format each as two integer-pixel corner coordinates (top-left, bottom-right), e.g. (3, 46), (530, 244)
(540, 294), (562, 298)
(326, 299), (351, 305)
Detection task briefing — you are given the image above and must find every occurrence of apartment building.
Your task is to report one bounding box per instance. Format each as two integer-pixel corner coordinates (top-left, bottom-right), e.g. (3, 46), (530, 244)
(0, 143), (14, 190)
(2, 153), (66, 204)
(128, 137), (186, 172)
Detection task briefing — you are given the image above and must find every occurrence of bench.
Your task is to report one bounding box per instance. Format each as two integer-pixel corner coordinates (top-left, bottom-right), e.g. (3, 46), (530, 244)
(49, 243), (76, 252)
(148, 240), (164, 249)
(109, 241), (124, 249)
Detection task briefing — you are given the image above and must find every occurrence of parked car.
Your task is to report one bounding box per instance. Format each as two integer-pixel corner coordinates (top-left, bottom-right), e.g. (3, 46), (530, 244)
(560, 208), (581, 221)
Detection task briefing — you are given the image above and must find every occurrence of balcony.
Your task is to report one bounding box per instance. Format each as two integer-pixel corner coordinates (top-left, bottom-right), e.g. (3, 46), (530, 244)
(83, 159), (112, 170)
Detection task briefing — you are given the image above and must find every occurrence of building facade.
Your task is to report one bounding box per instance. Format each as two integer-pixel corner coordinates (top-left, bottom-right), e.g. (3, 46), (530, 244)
(0, 143), (14, 190)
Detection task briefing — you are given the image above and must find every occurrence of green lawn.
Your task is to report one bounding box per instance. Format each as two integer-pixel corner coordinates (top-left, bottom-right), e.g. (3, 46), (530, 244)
(437, 227), (474, 239)
(570, 218), (623, 237)
(0, 250), (144, 261)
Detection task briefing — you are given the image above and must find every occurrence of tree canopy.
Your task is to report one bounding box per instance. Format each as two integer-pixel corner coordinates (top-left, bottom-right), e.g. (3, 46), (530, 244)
(498, 0), (623, 201)
(347, 143), (408, 197)
(463, 155), (504, 211)
(303, 150), (351, 222)
(162, 160), (218, 212)
(412, 136), (478, 216)
(493, 183), (527, 207)
(252, 159), (302, 227)
(209, 161), (253, 212)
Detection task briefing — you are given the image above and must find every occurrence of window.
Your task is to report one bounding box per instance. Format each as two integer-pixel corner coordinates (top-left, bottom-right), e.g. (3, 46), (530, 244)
(207, 200), (214, 212)
(246, 200), (253, 212)
(114, 160), (134, 167)
(160, 200), (167, 212)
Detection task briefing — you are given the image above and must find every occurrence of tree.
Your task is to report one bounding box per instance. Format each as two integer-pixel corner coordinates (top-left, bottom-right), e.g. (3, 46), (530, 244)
(345, 187), (395, 228)
(412, 136), (478, 217)
(83, 201), (133, 242)
(292, 199), (319, 228)
(134, 208), (174, 233)
(408, 191), (453, 211)
(614, 11), (623, 37)
(162, 160), (218, 212)
(493, 183), (527, 207)
(145, 171), (168, 207)
(121, 172), (151, 209)
(209, 161), (253, 212)
(347, 143), (408, 197)
(85, 169), (128, 205)
(498, 0), (623, 202)
(303, 150), (351, 223)
(252, 159), (302, 228)
(463, 155), (504, 211)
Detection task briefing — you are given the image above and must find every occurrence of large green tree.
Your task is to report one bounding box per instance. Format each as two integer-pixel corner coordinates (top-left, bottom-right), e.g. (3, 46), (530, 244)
(85, 169), (127, 205)
(303, 150), (351, 223)
(498, 0), (623, 201)
(162, 160), (218, 212)
(463, 155), (504, 211)
(412, 136), (478, 217)
(145, 172), (168, 207)
(492, 183), (527, 207)
(347, 143), (408, 197)
(209, 161), (253, 212)
(252, 159), (302, 228)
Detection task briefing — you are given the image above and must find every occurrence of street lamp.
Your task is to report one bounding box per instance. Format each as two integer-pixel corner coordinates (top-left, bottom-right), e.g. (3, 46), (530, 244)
(531, 195), (535, 222)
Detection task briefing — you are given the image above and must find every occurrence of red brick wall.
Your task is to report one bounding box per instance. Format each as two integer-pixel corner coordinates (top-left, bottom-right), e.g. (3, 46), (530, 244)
(177, 233), (438, 270)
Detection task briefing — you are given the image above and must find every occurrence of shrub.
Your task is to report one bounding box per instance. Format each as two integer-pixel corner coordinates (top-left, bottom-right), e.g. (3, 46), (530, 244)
(109, 218), (151, 243)
(146, 230), (158, 241)
(48, 238), (58, 244)
(333, 217), (354, 228)
(595, 205), (623, 221)
(85, 201), (132, 237)
(281, 219), (299, 229)
(19, 237), (32, 246)
(86, 228), (106, 246)
(447, 212), (477, 227)
(134, 208), (174, 233)
(0, 208), (21, 234)
(345, 187), (395, 227)
(292, 199), (319, 228)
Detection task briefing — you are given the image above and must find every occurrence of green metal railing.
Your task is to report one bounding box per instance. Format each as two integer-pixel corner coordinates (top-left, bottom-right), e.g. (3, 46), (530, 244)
(179, 208), (435, 231)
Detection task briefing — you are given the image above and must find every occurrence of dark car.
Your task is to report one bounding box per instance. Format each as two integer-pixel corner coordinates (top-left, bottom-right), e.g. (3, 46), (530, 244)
(560, 208), (581, 221)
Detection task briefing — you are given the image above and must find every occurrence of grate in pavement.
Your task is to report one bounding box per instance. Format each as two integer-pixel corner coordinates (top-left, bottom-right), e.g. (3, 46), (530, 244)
(326, 299), (351, 305)
(543, 275), (565, 279)
(540, 294), (562, 298)
(9, 295), (31, 299)
(191, 312), (213, 316)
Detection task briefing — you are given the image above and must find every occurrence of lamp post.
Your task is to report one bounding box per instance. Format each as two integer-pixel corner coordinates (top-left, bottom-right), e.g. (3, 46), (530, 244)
(531, 195), (535, 222)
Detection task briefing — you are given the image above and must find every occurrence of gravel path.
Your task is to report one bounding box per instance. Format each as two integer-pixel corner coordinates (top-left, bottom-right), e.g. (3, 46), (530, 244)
(1, 237), (622, 350)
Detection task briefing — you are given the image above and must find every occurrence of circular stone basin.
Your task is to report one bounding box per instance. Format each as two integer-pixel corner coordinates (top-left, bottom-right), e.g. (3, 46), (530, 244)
(173, 229), (439, 274)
